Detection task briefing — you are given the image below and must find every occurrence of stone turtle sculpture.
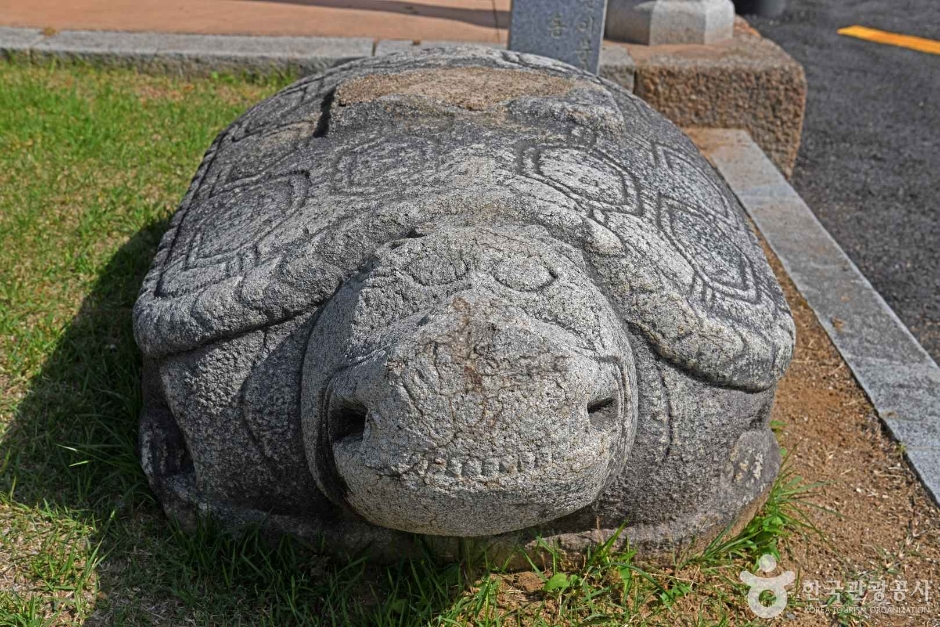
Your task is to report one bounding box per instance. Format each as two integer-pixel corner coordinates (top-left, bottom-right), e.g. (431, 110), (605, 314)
(135, 47), (795, 560)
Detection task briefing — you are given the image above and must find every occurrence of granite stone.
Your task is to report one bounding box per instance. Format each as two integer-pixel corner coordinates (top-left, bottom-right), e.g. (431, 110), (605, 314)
(0, 26), (45, 52)
(629, 19), (807, 177)
(135, 48), (795, 560)
(30, 29), (162, 63)
(606, 0), (735, 45)
(508, 0), (608, 73)
(599, 44), (637, 92)
(373, 39), (638, 92)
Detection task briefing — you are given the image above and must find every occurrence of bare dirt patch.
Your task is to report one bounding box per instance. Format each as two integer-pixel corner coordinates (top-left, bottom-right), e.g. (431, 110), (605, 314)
(764, 251), (940, 623)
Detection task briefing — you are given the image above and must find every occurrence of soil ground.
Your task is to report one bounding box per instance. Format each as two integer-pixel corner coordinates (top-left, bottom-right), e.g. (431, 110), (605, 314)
(761, 251), (940, 624)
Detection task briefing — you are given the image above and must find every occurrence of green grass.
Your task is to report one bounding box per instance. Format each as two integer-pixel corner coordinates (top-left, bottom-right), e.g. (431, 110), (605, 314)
(0, 60), (818, 626)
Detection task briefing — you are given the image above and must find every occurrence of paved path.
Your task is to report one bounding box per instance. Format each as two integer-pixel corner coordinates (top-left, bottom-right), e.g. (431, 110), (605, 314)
(747, 0), (940, 362)
(0, 0), (509, 42)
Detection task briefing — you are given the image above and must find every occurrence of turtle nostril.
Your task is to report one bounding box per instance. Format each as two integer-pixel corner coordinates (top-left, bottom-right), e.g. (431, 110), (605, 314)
(332, 401), (368, 442)
(587, 397), (617, 431)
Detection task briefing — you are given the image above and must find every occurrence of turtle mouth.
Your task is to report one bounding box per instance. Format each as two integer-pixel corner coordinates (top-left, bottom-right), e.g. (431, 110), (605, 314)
(315, 365), (629, 536)
(322, 375), (626, 483)
(333, 419), (620, 482)
(332, 432), (620, 537)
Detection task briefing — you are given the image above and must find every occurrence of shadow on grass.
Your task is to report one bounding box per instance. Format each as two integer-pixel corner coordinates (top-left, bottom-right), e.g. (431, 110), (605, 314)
(0, 219), (477, 625)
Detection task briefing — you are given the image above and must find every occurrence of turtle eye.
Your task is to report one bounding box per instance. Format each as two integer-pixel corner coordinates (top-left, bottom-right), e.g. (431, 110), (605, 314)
(493, 257), (557, 292)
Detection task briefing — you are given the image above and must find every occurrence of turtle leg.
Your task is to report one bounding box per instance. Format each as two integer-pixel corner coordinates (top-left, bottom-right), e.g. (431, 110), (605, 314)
(139, 357), (199, 528)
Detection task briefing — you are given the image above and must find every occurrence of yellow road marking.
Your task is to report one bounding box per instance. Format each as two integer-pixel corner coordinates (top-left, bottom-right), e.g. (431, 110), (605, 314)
(838, 25), (940, 56)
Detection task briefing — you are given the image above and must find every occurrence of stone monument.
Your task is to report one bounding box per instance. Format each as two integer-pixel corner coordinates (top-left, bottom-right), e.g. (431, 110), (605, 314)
(135, 47), (794, 561)
(508, 0), (608, 73)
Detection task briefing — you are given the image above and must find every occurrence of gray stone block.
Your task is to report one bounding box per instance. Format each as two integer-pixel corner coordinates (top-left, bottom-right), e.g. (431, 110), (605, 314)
(155, 33), (369, 60)
(695, 129), (940, 505)
(0, 26), (45, 52)
(905, 448), (940, 507)
(26, 30), (371, 76)
(508, 0), (608, 73)
(136, 49), (794, 560)
(606, 0), (735, 45)
(152, 34), (371, 76)
(599, 44), (636, 91)
(31, 30), (162, 63)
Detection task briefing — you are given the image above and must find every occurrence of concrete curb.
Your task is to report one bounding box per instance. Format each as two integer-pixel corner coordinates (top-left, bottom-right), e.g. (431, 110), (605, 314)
(693, 129), (940, 504)
(0, 27), (373, 75)
(0, 26), (636, 91)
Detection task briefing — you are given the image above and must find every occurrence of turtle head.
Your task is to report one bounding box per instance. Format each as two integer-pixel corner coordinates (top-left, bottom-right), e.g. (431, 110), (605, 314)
(302, 227), (637, 536)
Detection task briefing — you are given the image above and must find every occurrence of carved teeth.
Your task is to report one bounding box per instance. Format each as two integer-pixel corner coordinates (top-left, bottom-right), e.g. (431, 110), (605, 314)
(519, 452), (535, 472)
(428, 458), (446, 475)
(463, 458), (482, 478)
(482, 458), (500, 477)
(410, 449), (577, 479)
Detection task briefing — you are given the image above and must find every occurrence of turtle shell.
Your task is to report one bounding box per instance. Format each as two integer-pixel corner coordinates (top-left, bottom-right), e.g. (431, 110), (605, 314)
(134, 47), (794, 391)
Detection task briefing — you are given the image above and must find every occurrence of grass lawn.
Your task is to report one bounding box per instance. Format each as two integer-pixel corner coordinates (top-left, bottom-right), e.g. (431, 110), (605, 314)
(0, 60), (889, 626)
